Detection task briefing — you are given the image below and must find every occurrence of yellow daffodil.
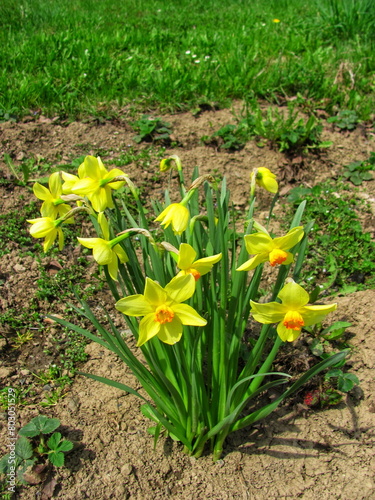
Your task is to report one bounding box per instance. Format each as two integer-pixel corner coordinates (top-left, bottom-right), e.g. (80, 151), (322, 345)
(155, 203), (190, 235)
(250, 281), (337, 342)
(251, 167), (278, 194)
(176, 243), (222, 281)
(27, 216), (64, 252)
(77, 213), (128, 281)
(115, 274), (207, 346)
(70, 156), (126, 212)
(33, 172), (72, 219)
(273, 19), (281, 23)
(237, 226), (303, 271)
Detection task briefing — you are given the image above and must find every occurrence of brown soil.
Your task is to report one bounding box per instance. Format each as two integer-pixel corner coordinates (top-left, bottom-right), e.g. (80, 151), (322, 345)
(0, 105), (375, 499)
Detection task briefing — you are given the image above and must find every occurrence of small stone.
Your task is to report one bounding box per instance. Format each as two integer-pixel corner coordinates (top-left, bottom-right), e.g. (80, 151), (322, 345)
(120, 463), (132, 476)
(13, 264), (26, 272)
(0, 367), (14, 379)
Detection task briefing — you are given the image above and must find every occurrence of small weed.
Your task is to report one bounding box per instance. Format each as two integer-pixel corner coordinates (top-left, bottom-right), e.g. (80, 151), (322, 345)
(11, 331), (35, 349)
(342, 153), (374, 185)
(327, 110), (359, 130)
(287, 181), (375, 292)
(132, 115), (173, 144)
(0, 202), (40, 257)
(303, 321), (359, 407)
(0, 415), (73, 489)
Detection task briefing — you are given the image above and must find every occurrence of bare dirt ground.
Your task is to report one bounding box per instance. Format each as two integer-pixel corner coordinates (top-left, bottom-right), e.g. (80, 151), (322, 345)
(0, 104), (375, 499)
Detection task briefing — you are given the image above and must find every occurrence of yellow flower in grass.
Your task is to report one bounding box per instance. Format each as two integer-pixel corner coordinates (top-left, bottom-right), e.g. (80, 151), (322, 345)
(176, 243), (222, 281)
(250, 281), (337, 342)
(155, 203), (190, 235)
(237, 226), (304, 271)
(115, 274), (207, 346)
(77, 213), (128, 281)
(70, 156), (125, 212)
(251, 167), (278, 194)
(33, 172), (72, 219)
(27, 217), (65, 252)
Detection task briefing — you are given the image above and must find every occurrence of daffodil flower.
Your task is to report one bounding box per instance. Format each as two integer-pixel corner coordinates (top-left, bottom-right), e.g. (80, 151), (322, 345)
(250, 281), (337, 342)
(251, 167), (278, 194)
(27, 216), (65, 252)
(33, 172), (72, 219)
(115, 275), (207, 346)
(77, 213), (128, 280)
(70, 156), (126, 212)
(155, 203), (190, 235)
(237, 226), (304, 271)
(175, 243), (222, 281)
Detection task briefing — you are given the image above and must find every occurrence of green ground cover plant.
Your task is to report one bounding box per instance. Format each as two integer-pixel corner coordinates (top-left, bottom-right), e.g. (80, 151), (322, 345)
(204, 104), (332, 153)
(287, 181), (375, 293)
(1, 0), (375, 118)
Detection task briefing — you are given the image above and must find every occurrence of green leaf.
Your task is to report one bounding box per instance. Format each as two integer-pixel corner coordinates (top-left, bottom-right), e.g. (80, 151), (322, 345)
(19, 415), (60, 437)
(48, 451), (65, 467)
(47, 432), (62, 450)
(337, 373), (359, 392)
(15, 436), (33, 460)
(322, 321), (351, 340)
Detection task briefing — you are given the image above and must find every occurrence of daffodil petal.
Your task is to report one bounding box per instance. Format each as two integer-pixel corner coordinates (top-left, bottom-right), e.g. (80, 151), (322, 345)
(89, 187), (109, 212)
(193, 253), (222, 275)
(58, 228), (64, 251)
(250, 300), (287, 324)
(113, 244), (128, 263)
(92, 241), (113, 265)
(244, 232), (273, 255)
(144, 278), (168, 306)
(300, 304), (337, 326)
(71, 178), (98, 195)
(172, 304), (207, 326)
(236, 253), (268, 271)
(107, 254), (118, 281)
(157, 317), (183, 345)
(138, 314), (161, 346)
(43, 230), (57, 252)
(165, 274), (195, 303)
(83, 155), (102, 179)
(277, 281), (309, 309)
(33, 182), (51, 201)
(49, 172), (62, 197)
(77, 237), (104, 250)
(177, 243), (197, 270)
(277, 322), (301, 342)
(115, 295), (155, 316)
(273, 226), (304, 251)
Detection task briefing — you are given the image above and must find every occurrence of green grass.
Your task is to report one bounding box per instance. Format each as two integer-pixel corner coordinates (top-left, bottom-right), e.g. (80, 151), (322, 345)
(1, 0), (375, 118)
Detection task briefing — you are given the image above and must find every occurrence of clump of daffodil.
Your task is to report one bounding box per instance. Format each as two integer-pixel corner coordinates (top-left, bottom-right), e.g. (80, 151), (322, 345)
(115, 274), (207, 346)
(77, 212), (128, 281)
(175, 243), (222, 281)
(250, 167), (278, 194)
(250, 280), (337, 342)
(33, 172), (72, 219)
(27, 216), (65, 252)
(237, 225), (304, 271)
(68, 156), (126, 212)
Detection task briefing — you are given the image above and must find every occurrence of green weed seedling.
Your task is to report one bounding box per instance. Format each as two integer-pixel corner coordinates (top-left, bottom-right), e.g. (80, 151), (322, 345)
(304, 321), (359, 407)
(327, 110), (359, 130)
(202, 122), (249, 151)
(0, 416), (73, 489)
(342, 153), (374, 185)
(132, 115), (173, 144)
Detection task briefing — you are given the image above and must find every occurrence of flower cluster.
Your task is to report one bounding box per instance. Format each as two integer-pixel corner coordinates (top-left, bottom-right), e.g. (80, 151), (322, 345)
(28, 154), (343, 461)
